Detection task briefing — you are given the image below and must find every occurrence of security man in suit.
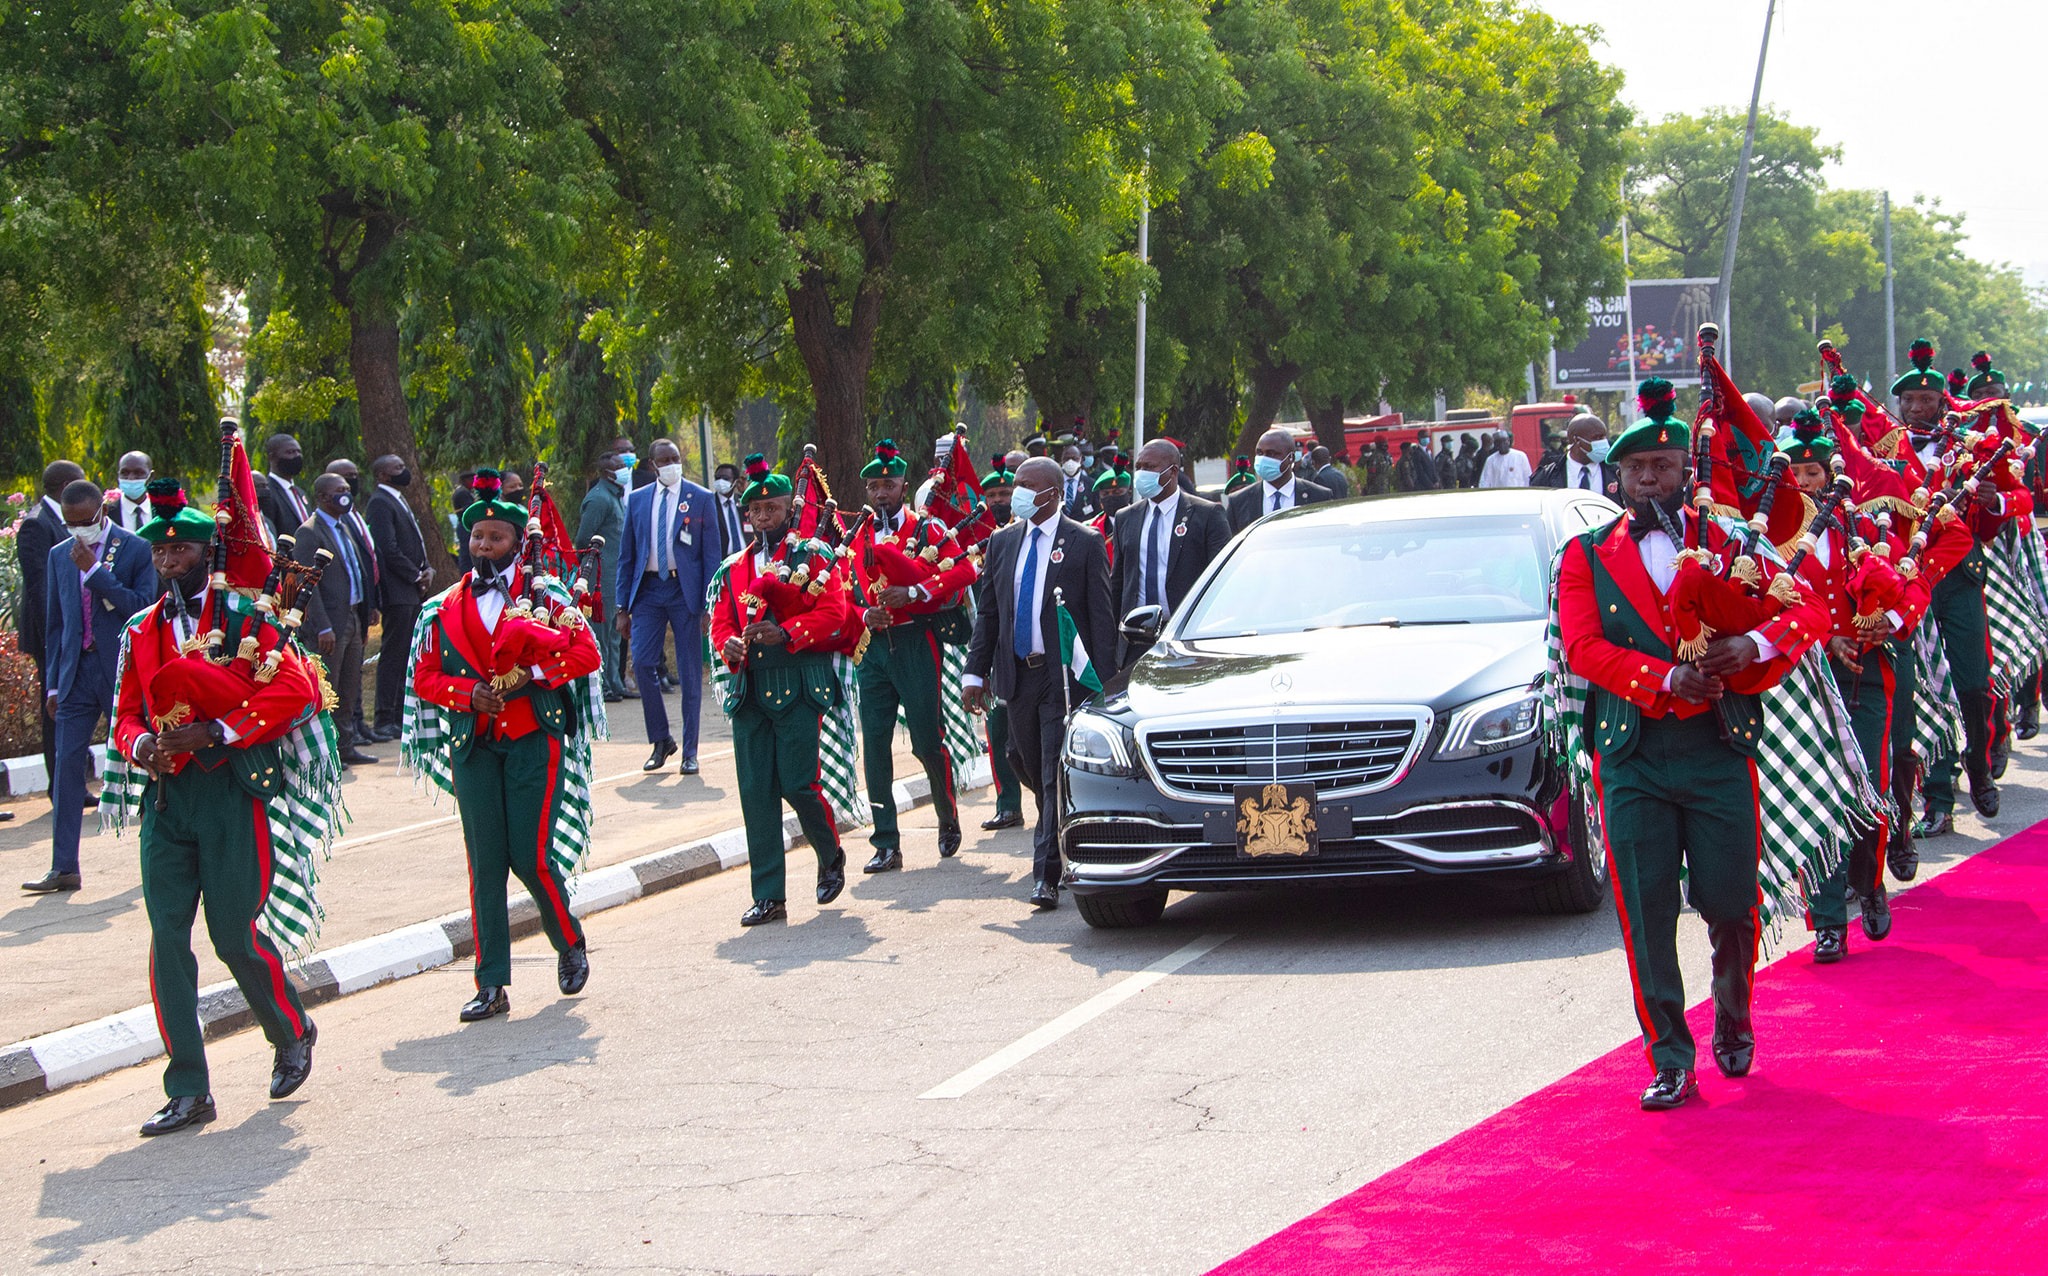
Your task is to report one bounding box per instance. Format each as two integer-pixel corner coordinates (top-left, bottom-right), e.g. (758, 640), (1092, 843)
(17, 460), (83, 793)
(575, 451), (631, 702)
(1227, 427), (1335, 533)
(710, 458), (861, 926)
(367, 454), (434, 737)
(1055, 436), (1098, 520)
(1556, 381), (1827, 1110)
(24, 479), (157, 893)
(1110, 439), (1231, 669)
(614, 438), (722, 775)
(963, 457), (1115, 910)
(1533, 413), (1617, 495)
(295, 474), (381, 767)
(409, 471), (603, 1021)
(846, 441), (978, 872)
(254, 433), (313, 539)
(976, 463), (1025, 831)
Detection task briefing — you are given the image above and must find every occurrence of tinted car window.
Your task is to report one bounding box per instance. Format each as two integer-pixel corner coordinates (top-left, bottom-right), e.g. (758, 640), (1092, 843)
(1179, 515), (1553, 637)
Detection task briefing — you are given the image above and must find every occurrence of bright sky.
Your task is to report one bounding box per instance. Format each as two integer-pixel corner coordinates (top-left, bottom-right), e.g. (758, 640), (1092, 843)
(1536, 0), (2048, 288)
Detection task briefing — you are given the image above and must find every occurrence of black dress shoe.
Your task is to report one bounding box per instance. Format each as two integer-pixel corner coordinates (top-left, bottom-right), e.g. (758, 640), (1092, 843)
(678, 756), (699, 776)
(1813, 926), (1848, 965)
(81, 794), (99, 810)
(460, 986), (510, 1022)
(370, 724), (402, 743)
(937, 824), (962, 859)
(339, 748), (380, 767)
(1911, 812), (1950, 842)
(21, 871), (81, 894)
(1859, 888), (1893, 942)
(620, 687), (640, 700)
(270, 1021), (317, 1099)
(1029, 884), (1060, 911)
(817, 852), (847, 905)
(643, 739), (678, 772)
(1639, 1069), (1698, 1111)
(740, 899), (786, 926)
(2020, 714), (2040, 741)
(660, 675), (679, 691)
(140, 1094), (216, 1137)
(1971, 782), (2000, 819)
(981, 811), (1024, 831)
(557, 942), (589, 995)
(863, 849), (902, 874)
(1993, 742), (2012, 780)
(603, 692), (624, 703)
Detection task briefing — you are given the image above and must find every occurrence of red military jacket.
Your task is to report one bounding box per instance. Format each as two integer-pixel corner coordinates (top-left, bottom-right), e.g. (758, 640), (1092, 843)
(1559, 511), (1828, 723)
(710, 536), (859, 671)
(112, 599), (321, 766)
(844, 509), (977, 623)
(412, 570), (602, 740)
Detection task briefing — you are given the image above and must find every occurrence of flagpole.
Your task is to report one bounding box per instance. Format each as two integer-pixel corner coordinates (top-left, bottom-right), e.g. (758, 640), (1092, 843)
(1716, 0), (1777, 374)
(1133, 155), (1151, 452)
(1054, 585), (1074, 726)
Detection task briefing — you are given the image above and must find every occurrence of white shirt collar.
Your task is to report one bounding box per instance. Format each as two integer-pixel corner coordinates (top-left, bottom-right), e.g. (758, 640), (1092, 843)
(1264, 478), (1296, 499)
(1148, 489), (1182, 521)
(377, 482), (405, 501)
(41, 494), (63, 519)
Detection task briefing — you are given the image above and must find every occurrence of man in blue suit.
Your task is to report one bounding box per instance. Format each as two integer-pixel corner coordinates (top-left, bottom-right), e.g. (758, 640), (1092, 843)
(614, 438), (721, 774)
(24, 479), (157, 893)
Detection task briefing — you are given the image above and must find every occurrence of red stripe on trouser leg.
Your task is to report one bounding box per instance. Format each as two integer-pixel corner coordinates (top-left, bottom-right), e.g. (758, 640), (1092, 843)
(248, 796), (306, 1039)
(1744, 760), (1764, 971)
(149, 948), (172, 1054)
(1591, 751), (1661, 1070)
(532, 733), (580, 941)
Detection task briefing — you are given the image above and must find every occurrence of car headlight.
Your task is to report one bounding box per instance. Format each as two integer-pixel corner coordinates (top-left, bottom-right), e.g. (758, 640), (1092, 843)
(1435, 687), (1540, 761)
(1064, 711), (1136, 776)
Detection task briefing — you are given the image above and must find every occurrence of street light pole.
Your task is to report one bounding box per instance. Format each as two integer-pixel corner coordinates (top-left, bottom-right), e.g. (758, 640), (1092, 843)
(1134, 161), (1150, 452)
(1716, 0), (1776, 374)
(1882, 191), (1897, 392)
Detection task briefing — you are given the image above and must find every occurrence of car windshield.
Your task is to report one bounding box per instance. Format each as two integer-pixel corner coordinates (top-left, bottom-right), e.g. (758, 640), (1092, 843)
(1178, 514), (1553, 638)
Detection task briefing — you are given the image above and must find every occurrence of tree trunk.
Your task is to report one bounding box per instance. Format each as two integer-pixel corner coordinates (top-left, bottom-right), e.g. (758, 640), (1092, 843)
(1231, 358), (1300, 456)
(350, 297), (456, 581)
(786, 204), (892, 489)
(1306, 395), (1348, 458)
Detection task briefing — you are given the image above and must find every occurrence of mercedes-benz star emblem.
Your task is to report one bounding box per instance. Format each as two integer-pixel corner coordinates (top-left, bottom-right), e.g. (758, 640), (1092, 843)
(1270, 672), (1293, 693)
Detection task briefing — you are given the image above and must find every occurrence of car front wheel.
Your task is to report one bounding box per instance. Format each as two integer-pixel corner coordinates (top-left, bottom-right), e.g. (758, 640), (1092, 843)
(1522, 794), (1607, 915)
(1075, 889), (1170, 929)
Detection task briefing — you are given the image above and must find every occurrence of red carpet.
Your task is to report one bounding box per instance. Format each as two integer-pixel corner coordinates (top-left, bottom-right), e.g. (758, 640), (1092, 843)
(1214, 823), (2048, 1276)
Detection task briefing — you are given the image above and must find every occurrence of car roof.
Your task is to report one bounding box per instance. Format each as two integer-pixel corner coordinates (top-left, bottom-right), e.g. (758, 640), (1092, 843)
(1253, 486), (1615, 530)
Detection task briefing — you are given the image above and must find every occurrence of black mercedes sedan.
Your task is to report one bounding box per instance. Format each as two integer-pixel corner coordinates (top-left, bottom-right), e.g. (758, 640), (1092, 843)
(1059, 487), (1621, 929)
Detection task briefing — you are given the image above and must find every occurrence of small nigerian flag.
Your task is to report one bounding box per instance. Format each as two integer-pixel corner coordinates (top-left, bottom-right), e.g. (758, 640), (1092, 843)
(1056, 597), (1102, 694)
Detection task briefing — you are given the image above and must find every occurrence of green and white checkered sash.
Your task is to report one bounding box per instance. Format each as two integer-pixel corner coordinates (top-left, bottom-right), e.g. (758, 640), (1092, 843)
(99, 595), (346, 962)
(1543, 522), (1879, 944)
(1911, 612), (1964, 769)
(705, 553), (867, 824)
(400, 577), (609, 883)
(1985, 530), (2048, 690)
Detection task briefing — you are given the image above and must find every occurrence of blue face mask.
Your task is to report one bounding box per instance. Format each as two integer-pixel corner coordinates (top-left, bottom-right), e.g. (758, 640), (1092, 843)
(617, 452), (638, 472)
(1133, 468), (1169, 501)
(1010, 485), (1041, 523)
(1588, 438), (1612, 464)
(1253, 455), (1285, 483)
(118, 478), (148, 501)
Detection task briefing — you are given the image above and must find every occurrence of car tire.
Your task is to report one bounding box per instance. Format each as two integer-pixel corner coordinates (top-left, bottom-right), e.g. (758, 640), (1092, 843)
(1522, 794), (1607, 915)
(1075, 890), (1170, 929)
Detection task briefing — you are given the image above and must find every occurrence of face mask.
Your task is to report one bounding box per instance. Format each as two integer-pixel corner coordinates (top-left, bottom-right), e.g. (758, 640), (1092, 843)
(69, 520), (103, 543)
(177, 559), (210, 597)
(617, 452), (638, 472)
(1010, 486), (1041, 523)
(118, 478), (148, 501)
(476, 548), (523, 584)
(1253, 455), (1285, 483)
(1628, 489), (1687, 530)
(275, 456), (305, 478)
(1099, 491), (1131, 515)
(1133, 469), (1168, 501)
(389, 469), (413, 489)
(987, 501), (1012, 524)
(341, 476), (359, 496)
(1061, 459), (1083, 478)
(332, 492), (352, 511)
(657, 463), (683, 487)
(1588, 439), (1611, 464)
(713, 478), (733, 496)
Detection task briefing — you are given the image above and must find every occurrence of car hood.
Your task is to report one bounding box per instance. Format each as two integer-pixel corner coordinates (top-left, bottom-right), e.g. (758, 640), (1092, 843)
(1118, 621), (1548, 719)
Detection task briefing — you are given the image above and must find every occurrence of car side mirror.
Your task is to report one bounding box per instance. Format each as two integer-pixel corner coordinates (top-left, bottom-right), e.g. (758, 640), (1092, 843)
(1120, 604), (1166, 647)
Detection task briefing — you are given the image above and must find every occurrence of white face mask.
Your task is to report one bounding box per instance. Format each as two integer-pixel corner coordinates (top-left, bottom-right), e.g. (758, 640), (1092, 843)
(68, 519), (103, 543)
(657, 463), (683, 487)
(1061, 458), (1083, 477)
(713, 477), (733, 496)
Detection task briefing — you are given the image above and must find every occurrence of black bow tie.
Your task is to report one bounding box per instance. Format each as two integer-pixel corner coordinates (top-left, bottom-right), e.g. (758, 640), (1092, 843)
(475, 571), (512, 596)
(1628, 511), (1672, 543)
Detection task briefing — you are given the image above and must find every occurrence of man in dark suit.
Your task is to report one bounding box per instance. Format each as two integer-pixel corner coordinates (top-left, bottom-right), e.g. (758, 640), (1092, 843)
(23, 479), (157, 893)
(1110, 440), (1232, 668)
(1227, 427), (1335, 533)
(614, 437), (722, 774)
(296, 474), (380, 766)
(710, 460), (746, 558)
(964, 457), (1115, 910)
(17, 459), (83, 795)
(1531, 412), (1617, 497)
(111, 451), (155, 532)
(1308, 446), (1351, 498)
(255, 433), (313, 539)
(1055, 438), (1097, 521)
(576, 450), (631, 701)
(366, 453), (434, 737)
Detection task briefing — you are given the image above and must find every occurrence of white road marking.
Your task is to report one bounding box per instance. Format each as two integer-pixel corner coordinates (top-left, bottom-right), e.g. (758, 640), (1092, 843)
(330, 746), (739, 850)
(920, 932), (1234, 1099)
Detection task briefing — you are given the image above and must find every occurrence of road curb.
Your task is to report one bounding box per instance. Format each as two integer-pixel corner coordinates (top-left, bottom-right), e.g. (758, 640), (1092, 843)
(1, 753), (49, 799)
(0, 758), (993, 1110)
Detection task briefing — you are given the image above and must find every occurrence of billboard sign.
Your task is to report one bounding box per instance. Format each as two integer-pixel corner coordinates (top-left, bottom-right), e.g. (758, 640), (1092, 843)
(1551, 277), (1722, 390)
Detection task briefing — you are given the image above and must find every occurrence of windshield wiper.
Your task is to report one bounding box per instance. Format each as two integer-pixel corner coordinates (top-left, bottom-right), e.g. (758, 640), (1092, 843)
(1315, 618), (1474, 629)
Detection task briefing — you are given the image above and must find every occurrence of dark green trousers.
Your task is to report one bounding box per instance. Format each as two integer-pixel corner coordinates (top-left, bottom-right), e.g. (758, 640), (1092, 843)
(451, 729), (585, 988)
(1594, 713), (1762, 1073)
(856, 618), (959, 851)
(1814, 649), (1895, 926)
(732, 655), (843, 903)
(1925, 569), (1998, 815)
(141, 761), (311, 1098)
(985, 700), (1022, 817)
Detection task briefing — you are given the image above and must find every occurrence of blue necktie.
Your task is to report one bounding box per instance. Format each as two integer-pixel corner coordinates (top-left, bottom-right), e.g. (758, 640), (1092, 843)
(1271, 487), (1282, 512)
(336, 520), (364, 604)
(1014, 529), (1040, 660)
(1143, 507), (1162, 607)
(657, 490), (674, 574)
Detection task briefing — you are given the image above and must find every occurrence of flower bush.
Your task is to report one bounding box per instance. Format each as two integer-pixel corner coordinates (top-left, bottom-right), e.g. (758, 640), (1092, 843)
(0, 630), (41, 759)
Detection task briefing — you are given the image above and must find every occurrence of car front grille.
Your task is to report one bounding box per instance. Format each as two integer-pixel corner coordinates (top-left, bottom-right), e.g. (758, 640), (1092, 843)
(1142, 718), (1420, 799)
(1064, 821), (1205, 866)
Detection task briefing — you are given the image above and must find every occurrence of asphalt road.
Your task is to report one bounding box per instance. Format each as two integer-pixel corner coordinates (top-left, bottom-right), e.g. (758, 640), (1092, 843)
(2, 744), (2038, 1274)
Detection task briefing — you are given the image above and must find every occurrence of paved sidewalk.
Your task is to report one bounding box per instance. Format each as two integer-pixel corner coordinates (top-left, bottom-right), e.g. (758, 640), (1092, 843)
(0, 678), (976, 1044)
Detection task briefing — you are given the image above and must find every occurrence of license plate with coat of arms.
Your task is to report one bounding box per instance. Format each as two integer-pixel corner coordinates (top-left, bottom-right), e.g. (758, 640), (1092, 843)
(1233, 781), (1320, 858)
